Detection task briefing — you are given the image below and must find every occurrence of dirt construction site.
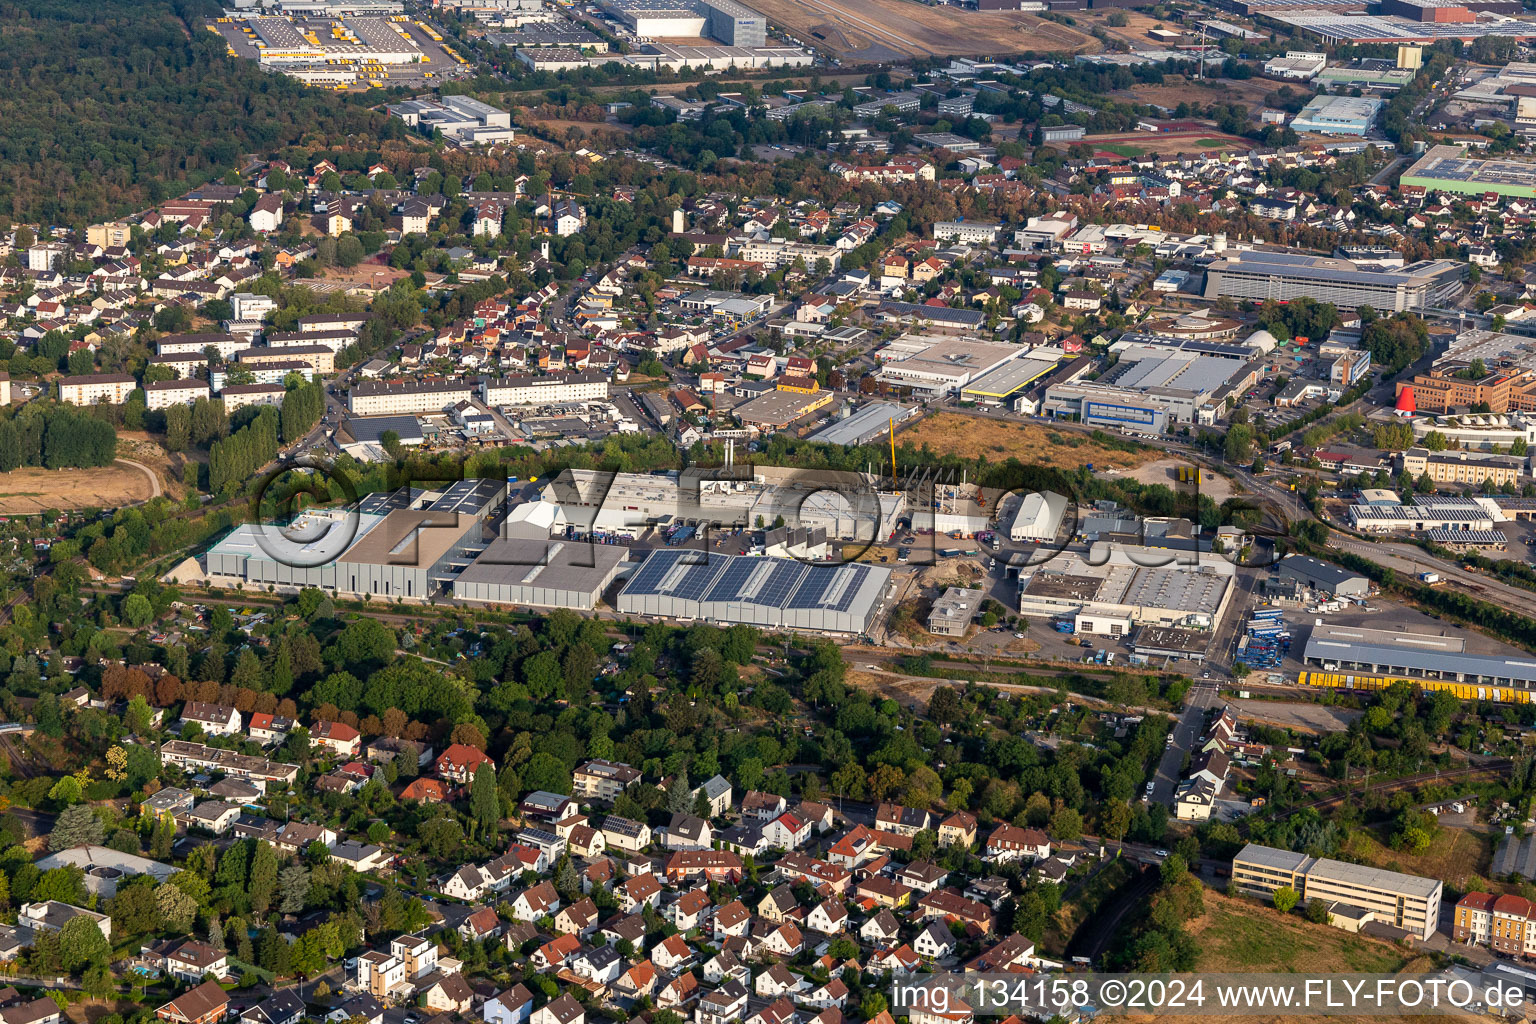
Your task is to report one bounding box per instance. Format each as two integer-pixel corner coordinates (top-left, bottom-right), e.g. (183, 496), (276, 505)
(750, 0), (1099, 60)
(899, 412), (1159, 472)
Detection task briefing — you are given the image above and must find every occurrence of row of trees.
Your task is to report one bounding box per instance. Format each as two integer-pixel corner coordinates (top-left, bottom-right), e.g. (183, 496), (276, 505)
(164, 397), (230, 453)
(208, 406), (280, 493)
(280, 381), (325, 443)
(0, 403), (116, 471)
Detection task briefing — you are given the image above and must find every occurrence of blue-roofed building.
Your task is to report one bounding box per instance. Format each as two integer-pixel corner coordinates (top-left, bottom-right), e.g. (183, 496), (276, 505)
(615, 548), (891, 634)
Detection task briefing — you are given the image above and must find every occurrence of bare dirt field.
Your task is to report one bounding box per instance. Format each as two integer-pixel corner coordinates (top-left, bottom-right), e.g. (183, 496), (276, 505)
(315, 259), (410, 293)
(750, 0), (1098, 60)
(1047, 129), (1260, 159)
(1115, 76), (1282, 112)
(1070, 8), (1195, 48)
(0, 464), (155, 513)
(900, 413), (1159, 471)
(1125, 458), (1236, 500)
(1229, 695), (1361, 734)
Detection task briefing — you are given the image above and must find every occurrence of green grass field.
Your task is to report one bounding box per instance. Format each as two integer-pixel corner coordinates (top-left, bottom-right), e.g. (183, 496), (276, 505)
(1193, 893), (1408, 973)
(1097, 142), (1147, 157)
(1197, 138), (1232, 148)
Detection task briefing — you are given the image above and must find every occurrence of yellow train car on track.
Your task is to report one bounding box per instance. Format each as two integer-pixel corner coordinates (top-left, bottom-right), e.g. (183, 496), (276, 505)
(1298, 670), (1535, 704)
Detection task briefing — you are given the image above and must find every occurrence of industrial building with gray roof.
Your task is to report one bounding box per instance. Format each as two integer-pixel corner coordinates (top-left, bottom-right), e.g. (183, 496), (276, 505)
(615, 548), (891, 634)
(1302, 623), (1536, 692)
(454, 539), (630, 610)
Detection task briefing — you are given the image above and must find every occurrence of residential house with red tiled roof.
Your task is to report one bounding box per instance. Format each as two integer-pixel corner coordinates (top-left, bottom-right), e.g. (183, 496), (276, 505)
(437, 743), (495, 785)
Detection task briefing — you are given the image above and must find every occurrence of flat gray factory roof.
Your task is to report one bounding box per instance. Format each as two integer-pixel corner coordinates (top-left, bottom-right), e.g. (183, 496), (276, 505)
(806, 402), (918, 446)
(1303, 630), (1536, 685)
(1121, 564), (1228, 613)
(1278, 554), (1364, 587)
(1110, 353), (1240, 396)
(1209, 250), (1459, 286)
(457, 539), (629, 593)
(1309, 623), (1465, 652)
(1131, 626), (1211, 655)
(962, 356), (1059, 398)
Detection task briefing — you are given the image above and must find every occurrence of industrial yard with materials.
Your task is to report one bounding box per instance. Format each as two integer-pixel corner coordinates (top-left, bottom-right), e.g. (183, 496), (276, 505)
(208, 12), (469, 88)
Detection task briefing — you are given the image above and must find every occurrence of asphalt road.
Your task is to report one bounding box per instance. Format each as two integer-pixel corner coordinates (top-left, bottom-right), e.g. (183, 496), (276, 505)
(1149, 680), (1219, 807)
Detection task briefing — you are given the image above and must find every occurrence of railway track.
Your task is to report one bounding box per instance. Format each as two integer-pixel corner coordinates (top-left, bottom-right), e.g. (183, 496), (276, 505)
(0, 734), (36, 779)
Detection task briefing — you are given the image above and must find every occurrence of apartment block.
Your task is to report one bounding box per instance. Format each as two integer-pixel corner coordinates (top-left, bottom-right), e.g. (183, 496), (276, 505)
(1232, 843), (1441, 940)
(1454, 892), (1536, 957)
(237, 345), (336, 375)
(571, 759), (641, 802)
(349, 379), (479, 415)
(59, 373), (136, 406)
(391, 933), (437, 980)
(145, 378), (212, 411)
(1397, 367), (1536, 415)
(220, 383), (288, 412)
(482, 372), (609, 407)
(1399, 447), (1525, 487)
(88, 221), (132, 248)
(157, 333), (245, 360)
(353, 951), (406, 999)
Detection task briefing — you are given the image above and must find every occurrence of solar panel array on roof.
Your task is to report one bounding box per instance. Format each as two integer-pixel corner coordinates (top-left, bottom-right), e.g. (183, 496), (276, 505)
(617, 548), (890, 633)
(1424, 529), (1506, 545)
(431, 477), (506, 516)
(357, 487), (427, 516)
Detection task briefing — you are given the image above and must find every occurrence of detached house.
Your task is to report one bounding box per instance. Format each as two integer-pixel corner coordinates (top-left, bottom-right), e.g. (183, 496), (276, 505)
(914, 920), (956, 959)
(804, 978), (849, 1010)
(156, 981), (229, 1024)
(619, 872), (662, 914)
(530, 994), (584, 1024)
(876, 803), (931, 836)
(806, 898), (849, 935)
(311, 721), (361, 758)
(247, 713), (294, 746)
(554, 897), (599, 937)
(860, 908), (901, 944)
(437, 744), (495, 785)
(651, 934), (693, 973)
(511, 882), (560, 923)
(664, 888), (710, 931)
(613, 959), (658, 1002)
(938, 811), (977, 848)
(698, 981), (749, 1024)
(665, 813), (713, 851)
(458, 906), (504, 943)
(181, 702), (241, 737)
(984, 824), (1050, 864)
(149, 939), (228, 983)
(763, 811), (811, 850)
(482, 986), (534, 1024)
(713, 900), (752, 939)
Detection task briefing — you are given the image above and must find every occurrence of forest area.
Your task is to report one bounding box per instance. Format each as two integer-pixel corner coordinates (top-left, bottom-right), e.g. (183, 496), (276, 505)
(0, 0), (393, 225)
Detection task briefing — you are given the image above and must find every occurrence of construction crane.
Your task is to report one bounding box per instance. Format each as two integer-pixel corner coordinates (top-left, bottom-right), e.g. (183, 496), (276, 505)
(888, 418), (897, 490)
